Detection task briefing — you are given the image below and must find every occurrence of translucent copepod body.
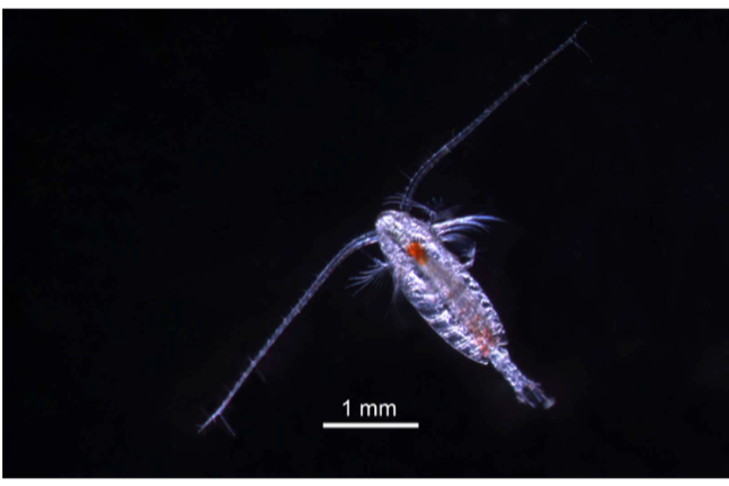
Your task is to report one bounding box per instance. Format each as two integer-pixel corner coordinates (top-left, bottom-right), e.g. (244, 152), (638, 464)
(376, 210), (555, 409)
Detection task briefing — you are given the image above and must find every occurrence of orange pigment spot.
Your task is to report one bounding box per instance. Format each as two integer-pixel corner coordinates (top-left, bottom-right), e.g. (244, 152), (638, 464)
(407, 241), (429, 265)
(408, 241), (428, 265)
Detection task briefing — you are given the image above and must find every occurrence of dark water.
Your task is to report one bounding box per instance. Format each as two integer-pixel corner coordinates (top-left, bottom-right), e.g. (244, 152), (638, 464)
(4, 10), (728, 477)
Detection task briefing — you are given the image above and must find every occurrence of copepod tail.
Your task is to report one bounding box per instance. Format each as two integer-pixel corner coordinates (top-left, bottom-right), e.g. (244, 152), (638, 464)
(488, 346), (555, 410)
(517, 383), (556, 410)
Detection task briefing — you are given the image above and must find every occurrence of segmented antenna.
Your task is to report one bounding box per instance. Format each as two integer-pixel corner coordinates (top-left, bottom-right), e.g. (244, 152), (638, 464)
(198, 231), (379, 434)
(400, 22), (589, 212)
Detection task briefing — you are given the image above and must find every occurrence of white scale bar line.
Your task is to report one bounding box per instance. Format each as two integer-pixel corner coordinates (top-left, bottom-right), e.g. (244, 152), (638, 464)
(323, 422), (419, 429)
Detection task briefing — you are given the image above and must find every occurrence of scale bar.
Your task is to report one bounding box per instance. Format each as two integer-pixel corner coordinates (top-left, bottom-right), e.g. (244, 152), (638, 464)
(323, 422), (419, 429)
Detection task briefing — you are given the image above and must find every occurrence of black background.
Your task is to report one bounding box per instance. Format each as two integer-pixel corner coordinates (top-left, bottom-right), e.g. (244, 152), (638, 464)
(4, 10), (729, 477)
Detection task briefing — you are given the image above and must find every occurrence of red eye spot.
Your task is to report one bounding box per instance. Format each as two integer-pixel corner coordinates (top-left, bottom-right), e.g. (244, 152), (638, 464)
(407, 241), (428, 265)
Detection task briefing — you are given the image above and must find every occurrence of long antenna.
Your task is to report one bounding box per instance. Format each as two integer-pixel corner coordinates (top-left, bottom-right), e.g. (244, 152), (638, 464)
(198, 231), (379, 434)
(400, 22), (589, 212)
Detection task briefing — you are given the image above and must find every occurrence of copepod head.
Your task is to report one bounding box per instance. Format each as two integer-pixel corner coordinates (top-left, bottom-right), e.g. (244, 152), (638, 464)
(376, 210), (413, 249)
(375, 210), (402, 238)
(376, 210), (434, 267)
